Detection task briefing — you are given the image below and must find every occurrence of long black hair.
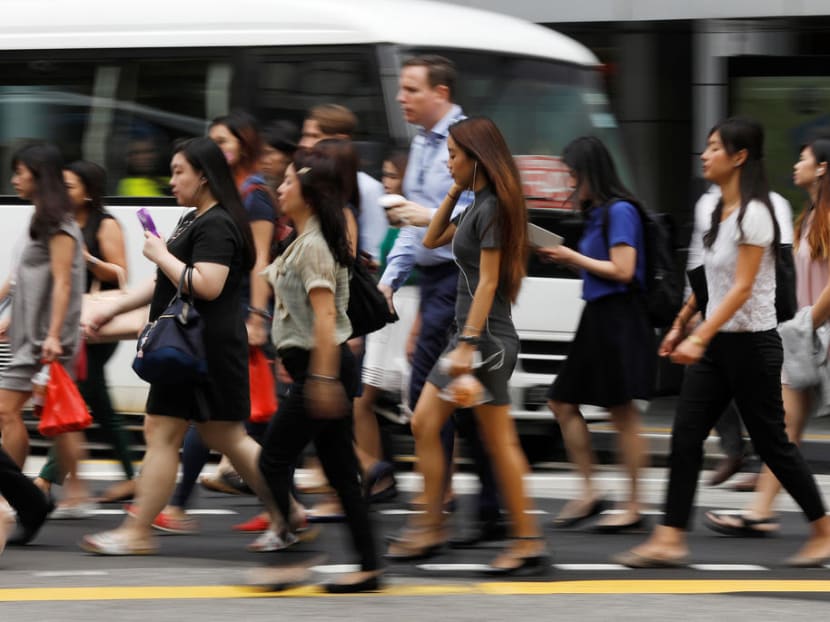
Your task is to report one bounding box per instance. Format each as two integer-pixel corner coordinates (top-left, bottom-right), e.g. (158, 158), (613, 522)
(65, 160), (106, 214)
(561, 136), (641, 213)
(11, 142), (74, 240)
(702, 117), (779, 250)
(293, 149), (354, 267)
(172, 137), (256, 271)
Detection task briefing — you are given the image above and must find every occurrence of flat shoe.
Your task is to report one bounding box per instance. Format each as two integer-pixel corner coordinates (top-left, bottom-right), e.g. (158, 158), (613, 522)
(592, 514), (647, 534)
(323, 572), (382, 593)
(552, 498), (608, 528)
(785, 553), (830, 568)
(80, 531), (157, 556)
(612, 550), (687, 568)
(703, 511), (779, 537)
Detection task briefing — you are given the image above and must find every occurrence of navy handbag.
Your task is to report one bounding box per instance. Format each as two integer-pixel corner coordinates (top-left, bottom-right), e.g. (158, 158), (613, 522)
(132, 266), (208, 384)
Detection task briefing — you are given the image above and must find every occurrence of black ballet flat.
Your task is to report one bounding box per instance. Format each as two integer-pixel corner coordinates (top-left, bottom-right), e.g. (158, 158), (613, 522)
(323, 573), (383, 594)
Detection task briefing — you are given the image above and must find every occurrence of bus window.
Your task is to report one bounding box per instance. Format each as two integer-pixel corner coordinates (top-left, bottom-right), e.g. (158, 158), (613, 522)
(0, 53), (231, 196)
(254, 47), (388, 175)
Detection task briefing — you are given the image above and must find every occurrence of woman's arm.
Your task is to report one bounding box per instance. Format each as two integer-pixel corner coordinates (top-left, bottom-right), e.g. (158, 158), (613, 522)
(670, 244), (764, 365)
(444, 247), (500, 375)
(44, 232), (77, 361)
(143, 232), (229, 301)
(344, 209), (359, 258)
(247, 220), (276, 345)
(87, 219), (128, 285)
(308, 288), (339, 379)
(423, 184), (463, 249)
(811, 255), (830, 327)
(537, 243), (636, 283)
(306, 287), (348, 418)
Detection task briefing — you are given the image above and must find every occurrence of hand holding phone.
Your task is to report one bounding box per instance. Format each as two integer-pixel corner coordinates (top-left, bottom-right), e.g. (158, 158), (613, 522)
(137, 208), (160, 237)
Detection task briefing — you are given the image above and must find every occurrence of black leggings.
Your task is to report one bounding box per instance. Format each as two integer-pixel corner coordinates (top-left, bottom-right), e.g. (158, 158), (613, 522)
(663, 329), (826, 528)
(258, 345), (379, 571)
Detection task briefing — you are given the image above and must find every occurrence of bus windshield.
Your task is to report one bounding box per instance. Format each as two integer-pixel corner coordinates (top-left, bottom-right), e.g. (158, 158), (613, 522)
(411, 48), (631, 211)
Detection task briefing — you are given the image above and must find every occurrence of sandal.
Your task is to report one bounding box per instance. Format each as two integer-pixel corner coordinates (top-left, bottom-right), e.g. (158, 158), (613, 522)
(385, 525), (447, 561)
(363, 461), (398, 504)
(703, 511), (780, 537)
(552, 497), (608, 528)
(612, 549), (688, 568)
(80, 530), (158, 556)
(483, 536), (550, 576)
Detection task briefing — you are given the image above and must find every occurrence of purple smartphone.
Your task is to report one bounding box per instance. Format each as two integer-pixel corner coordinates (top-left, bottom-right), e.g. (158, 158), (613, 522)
(136, 208), (160, 237)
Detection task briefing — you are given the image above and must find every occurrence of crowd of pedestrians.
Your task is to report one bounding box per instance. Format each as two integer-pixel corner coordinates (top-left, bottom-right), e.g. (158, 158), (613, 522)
(3, 54), (830, 587)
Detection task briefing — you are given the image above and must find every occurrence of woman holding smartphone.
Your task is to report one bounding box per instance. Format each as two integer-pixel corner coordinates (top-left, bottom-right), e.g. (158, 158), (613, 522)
(81, 137), (290, 555)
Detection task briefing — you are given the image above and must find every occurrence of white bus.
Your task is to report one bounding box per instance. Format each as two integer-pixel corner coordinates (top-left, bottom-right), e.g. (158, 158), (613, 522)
(0, 0), (630, 427)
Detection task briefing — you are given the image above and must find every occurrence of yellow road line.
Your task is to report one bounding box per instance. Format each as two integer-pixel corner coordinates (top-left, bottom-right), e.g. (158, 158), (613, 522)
(2, 580), (830, 601)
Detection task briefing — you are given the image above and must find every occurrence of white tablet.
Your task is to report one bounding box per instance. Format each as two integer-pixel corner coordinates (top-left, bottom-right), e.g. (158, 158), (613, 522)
(527, 223), (564, 248)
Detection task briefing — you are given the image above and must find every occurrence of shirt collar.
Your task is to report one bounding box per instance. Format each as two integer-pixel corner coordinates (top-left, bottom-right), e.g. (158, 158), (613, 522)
(418, 104), (463, 141)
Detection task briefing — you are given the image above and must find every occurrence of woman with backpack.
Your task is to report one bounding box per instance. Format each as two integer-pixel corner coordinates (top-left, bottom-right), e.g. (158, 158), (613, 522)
(537, 136), (653, 533)
(615, 117), (830, 568)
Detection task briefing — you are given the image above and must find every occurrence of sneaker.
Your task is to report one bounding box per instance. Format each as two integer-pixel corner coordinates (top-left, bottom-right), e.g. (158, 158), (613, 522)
(246, 528), (299, 552)
(151, 510), (199, 535)
(233, 514), (271, 533)
(122, 505), (199, 534)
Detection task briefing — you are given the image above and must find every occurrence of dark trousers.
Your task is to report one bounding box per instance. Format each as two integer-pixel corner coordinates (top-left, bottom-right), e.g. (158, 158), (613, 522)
(259, 345), (379, 571)
(40, 342), (135, 483)
(0, 448), (50, 528)
(663, 330), (826, 528)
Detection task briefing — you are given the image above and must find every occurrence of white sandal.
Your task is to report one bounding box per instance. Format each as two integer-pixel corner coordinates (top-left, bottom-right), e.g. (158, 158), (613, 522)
(80, 530), (157, 556)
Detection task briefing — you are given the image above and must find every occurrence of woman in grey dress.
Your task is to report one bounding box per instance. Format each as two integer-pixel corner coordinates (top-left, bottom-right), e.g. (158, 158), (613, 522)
(386, 117), (546, 574)
(0, 143), (86, 508)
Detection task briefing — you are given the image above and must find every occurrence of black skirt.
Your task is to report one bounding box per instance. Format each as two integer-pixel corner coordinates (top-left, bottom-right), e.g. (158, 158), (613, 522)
(547, 291), (656, 408)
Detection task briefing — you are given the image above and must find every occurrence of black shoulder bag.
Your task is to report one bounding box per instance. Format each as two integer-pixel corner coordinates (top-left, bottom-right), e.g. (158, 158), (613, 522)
(132, 266), (208, 384)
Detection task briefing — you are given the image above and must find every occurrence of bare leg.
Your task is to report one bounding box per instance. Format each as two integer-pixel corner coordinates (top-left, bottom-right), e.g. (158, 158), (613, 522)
(474, 403), (543, 561)
(548, 399), (600, 517)
(387, 384), (455, 556)
(121, 415), (188, 541)
(53, 431), (90, 504)
(353, 384), (383, 467)
(602, 401), (646, 522)
(0, 390), (33, 468)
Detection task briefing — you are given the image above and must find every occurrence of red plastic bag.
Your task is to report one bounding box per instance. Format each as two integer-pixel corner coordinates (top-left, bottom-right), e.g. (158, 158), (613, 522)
(249, 347), (277, 423)
(38, 362), (93, 437)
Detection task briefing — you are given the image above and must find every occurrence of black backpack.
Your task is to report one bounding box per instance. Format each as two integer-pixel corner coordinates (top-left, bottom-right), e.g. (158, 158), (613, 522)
(602, 201), (682, 328)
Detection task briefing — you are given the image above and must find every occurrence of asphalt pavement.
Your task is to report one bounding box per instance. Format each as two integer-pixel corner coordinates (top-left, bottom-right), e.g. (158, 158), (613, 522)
(2, 461), (830, 621)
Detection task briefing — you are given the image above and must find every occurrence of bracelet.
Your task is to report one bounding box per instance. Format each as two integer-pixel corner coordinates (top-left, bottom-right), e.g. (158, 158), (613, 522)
(458, 334), (480, 345)
(309, 373), (339, 382)
(247, 306), (273, 320)
(687, 334), (705, 347)
(87, 255), (100, 266)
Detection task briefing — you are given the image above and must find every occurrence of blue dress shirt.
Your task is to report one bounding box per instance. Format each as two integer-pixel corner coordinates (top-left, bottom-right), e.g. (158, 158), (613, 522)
(380, 104), (471, 291)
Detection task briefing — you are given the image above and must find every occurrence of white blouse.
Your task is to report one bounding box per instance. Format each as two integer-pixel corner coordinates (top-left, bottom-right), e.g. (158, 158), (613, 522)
(704, 200), (777, 333)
